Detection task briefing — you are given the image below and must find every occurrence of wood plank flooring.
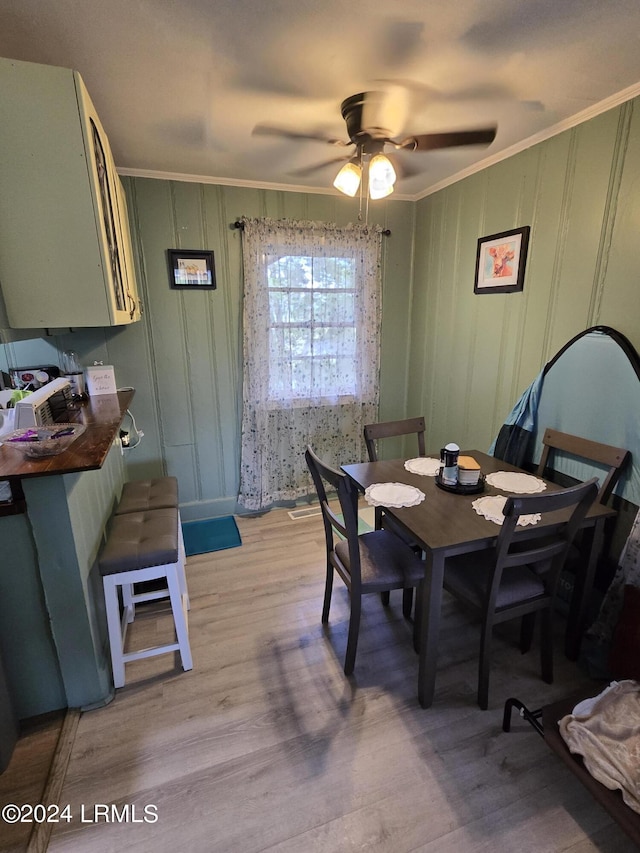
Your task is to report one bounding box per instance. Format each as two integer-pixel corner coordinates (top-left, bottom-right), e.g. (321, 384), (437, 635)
(8, 508), (636, 852)
(0, 712), (65, 853)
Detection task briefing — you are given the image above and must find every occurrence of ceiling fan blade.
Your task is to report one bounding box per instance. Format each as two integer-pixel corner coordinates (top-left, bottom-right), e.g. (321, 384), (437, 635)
(252, 123), (347, 146)
(289, 155), (352, 177)
(398, 127), (497, 152)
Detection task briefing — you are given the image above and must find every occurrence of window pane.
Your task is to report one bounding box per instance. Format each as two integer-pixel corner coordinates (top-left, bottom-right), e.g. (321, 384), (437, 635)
(312, 291), (355, 323)
(269, 290), (311, 324)
(265, 250), (360, 400)
(267, 256), (313, 289)
(313, 326), (356, 356)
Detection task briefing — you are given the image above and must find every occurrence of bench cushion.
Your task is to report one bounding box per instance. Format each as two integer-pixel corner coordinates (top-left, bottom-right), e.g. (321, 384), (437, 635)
(99, 508), (179, 575)
(115, 477), (179, 514)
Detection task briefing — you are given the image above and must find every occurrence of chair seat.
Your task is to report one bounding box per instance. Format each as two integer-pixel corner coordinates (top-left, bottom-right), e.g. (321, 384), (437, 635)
(335, 529), (424, 590)
(115, 477), (179, 514)
(444, 550), (546, 610)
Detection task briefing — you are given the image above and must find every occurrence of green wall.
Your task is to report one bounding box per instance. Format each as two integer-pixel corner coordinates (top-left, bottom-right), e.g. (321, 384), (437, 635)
(114, 182), (416, 517)
(2, 95), (639, 521)
(410, 98), (640, 454)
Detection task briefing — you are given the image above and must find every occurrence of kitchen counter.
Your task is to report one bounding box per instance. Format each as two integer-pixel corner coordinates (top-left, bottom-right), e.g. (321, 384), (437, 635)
(0, 390), (133, 518)
(0, 389), (134, 478)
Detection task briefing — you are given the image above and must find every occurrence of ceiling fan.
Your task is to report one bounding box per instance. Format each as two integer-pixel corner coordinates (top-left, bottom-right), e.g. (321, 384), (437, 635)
(254, 90), (497, 200)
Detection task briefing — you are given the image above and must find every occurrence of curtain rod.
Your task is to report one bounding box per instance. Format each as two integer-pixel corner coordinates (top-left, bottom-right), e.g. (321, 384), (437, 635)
(233, 220), (390, 236)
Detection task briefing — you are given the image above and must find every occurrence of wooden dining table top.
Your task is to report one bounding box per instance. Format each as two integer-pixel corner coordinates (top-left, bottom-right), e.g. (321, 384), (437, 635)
(342, 450), (615, 556)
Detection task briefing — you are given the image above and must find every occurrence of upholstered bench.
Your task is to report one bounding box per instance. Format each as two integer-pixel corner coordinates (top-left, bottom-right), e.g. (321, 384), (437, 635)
(115, 476), (189, 609)
(115, 477), (179, 515)
(99, 507), (192, 688)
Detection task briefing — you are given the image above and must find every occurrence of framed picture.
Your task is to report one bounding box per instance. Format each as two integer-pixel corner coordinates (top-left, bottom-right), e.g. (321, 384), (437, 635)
(474, 226), (530, 294)
(167, 249), (217, 290)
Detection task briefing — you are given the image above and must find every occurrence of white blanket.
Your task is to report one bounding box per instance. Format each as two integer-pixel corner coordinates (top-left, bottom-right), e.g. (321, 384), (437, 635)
(559, 680), (640, 814)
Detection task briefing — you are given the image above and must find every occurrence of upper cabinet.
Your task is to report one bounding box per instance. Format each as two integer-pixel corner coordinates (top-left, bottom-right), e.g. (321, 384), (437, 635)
(0, 57), (141, 328)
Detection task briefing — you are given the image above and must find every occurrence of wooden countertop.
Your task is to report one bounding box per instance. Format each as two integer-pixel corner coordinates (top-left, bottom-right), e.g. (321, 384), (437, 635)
(0, 389), (134, 480)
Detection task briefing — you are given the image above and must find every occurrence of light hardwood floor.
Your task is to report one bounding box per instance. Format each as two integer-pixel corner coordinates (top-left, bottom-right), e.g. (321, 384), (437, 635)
(0, 712), (65, 853)
(12, 508), (636, 852)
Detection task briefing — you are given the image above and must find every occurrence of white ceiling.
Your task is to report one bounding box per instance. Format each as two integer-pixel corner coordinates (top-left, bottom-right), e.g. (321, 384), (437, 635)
(2, 0), (640, 200)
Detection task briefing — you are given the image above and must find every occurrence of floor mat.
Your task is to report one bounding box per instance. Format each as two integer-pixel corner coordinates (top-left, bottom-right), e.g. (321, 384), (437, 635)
(181, 516), (242, 556)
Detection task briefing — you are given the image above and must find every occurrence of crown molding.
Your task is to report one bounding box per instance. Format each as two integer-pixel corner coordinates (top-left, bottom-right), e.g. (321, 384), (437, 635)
(117, 82), (640, 203)
(116, 167), (416, 201)
(116, 168), (336, 195)
(415, 80), (640, 200)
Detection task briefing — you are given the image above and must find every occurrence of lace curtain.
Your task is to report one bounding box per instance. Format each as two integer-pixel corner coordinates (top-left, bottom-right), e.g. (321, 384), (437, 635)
(238, 217), (383, 511)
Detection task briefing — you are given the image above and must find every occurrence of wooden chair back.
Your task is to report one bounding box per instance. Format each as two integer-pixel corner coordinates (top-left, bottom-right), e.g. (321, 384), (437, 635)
(495, 477), (600, 585)
(304, 445), (362, 589)
(536, 428), (629, 503)
(364, 416), (426, 462)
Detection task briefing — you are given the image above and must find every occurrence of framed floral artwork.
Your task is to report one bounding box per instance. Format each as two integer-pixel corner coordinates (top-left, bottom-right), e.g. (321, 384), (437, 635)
(474, 226), (530, 294)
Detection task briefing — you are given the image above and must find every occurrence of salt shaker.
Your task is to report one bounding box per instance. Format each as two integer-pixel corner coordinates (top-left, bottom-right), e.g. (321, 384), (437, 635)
(440, 442), (460, 485)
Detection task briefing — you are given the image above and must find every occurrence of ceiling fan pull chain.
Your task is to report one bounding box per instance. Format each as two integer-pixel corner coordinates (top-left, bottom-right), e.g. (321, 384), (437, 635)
(358, 157), (365, 222)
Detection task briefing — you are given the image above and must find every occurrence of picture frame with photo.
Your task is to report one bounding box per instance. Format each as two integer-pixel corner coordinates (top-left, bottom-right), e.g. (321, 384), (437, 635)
(167, 249), (217, 290)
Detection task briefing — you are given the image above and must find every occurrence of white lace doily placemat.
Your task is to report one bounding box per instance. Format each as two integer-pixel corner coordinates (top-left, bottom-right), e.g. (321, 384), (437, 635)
(404, 457), (441, 476)
(364, 482), (426, 508)
(485, 471), (546, 494)
(472, 495), (541, 526)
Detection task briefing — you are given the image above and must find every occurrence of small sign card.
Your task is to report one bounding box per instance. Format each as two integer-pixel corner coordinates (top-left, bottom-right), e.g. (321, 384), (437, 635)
(85, 365), (117, 396)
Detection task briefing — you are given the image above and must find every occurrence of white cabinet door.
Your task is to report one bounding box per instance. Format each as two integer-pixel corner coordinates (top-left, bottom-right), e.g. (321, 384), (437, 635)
(0, 57), (141, 328)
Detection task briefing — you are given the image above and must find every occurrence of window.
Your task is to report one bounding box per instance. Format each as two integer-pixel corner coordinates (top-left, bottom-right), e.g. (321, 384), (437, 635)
(267, 253), (358, 401)
(238, 218), (383, 511)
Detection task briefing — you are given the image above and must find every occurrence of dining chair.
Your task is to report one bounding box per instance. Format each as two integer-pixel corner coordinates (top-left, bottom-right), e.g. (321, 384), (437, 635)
(442, 477), (599, 709)
(364, 416), (427, 616)
(305, 445), (425, 675)
(535, 428), (630, 598)
(364, 416), (426, 462)
(536, 428), (629, 504)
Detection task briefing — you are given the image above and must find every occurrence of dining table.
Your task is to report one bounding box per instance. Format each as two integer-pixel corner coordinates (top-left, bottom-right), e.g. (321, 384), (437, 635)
(342, 450), (616, 708)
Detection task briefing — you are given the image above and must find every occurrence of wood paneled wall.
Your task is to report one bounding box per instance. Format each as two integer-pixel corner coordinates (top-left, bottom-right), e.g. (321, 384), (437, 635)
(410, 98), (640, 455)
(117, 183), (415, 519)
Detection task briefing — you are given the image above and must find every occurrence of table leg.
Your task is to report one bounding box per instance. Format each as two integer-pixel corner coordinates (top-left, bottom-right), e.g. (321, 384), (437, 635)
(565, 518), (605, 660)
(418, 549), (445, 708)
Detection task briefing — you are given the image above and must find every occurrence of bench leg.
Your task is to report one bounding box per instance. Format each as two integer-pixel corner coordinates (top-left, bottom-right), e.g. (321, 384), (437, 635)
(121, 583), (136, 622)
(167, 565), (192, 673)
(103, 575), (127, 689)
(178, 512), (190, 610)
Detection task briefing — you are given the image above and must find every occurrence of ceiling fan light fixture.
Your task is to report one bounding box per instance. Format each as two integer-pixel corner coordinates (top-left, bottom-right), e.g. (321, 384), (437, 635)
(333, 161), (362, 197)
(368, 153), (396, 199)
